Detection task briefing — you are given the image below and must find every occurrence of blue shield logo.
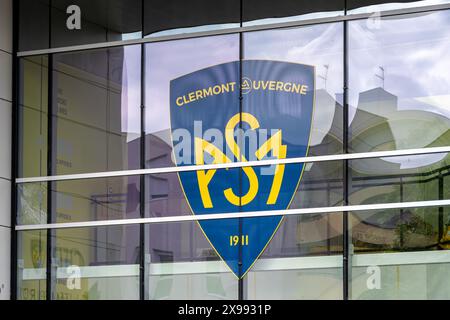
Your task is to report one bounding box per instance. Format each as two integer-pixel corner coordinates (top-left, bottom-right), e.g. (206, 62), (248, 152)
(170, 60), (315, 278)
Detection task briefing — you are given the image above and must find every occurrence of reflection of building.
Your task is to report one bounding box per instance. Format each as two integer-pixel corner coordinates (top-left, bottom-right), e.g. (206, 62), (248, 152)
(350, 87), (450, 252)
(8, 0), (450, 301)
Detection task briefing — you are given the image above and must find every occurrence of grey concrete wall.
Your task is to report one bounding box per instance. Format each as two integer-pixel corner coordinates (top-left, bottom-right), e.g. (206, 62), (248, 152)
(0, 0), (12, 300)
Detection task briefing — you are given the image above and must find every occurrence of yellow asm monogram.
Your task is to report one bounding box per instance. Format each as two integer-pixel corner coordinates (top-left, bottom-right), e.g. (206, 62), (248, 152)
(195, 112), (287, 209)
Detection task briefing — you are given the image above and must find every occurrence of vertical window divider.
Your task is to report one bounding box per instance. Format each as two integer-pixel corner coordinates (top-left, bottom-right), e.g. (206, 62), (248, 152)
(238, 0), (244, 301)
(11, 0), (19, 301)
(46, 52), (53, 301)
(343, 0), (351, 302)
(140, 42), (146, 301)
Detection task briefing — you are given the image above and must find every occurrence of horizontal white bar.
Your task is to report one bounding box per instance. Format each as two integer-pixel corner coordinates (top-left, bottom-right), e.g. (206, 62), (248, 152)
(21, 268), (46, 281)
(16, 3), (450, 57)
(15, 199), (450, 231)
(16, 146), (450, 184)
(56, 264), (140, 279)
(352, 250), (450, 267)
(20, 250), (450, 280)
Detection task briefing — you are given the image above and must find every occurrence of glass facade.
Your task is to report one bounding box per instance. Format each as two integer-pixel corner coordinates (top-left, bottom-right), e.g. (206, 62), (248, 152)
(15, 0), (450, 300)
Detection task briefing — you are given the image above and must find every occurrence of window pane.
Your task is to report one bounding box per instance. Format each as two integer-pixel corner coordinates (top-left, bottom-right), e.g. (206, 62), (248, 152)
(349, 10), (450, 153)
(350, 153), (450, 206)
(246, 210), (343, 299)
(145, 169), (239, 218)
(17, 230), (47, 300)
(352, 256), (450, 299)
(54, 176), (140, 223)
(18, 176), (140, 225)
(145, 221), (238, 300)
(145, 161), (343, 218)
(18, 0), (50, 51)
(351, 155), (450, 298)
(143, 0), (240, 38)
(52, 225), (140, 300)
(243, 0), (344, 27)
(145, 35), (240, 169)
(244, 23), (344, 157)
(51, 0), (142, 48)
(18, 56), (48, 178)
(53, 45), (141, 175)
(19, 0), (142, 51)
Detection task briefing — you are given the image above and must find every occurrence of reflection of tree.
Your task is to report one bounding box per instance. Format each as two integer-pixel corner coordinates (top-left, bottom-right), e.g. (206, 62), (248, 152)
(19, 184), (47, 225)
(394, 210), (435, 250)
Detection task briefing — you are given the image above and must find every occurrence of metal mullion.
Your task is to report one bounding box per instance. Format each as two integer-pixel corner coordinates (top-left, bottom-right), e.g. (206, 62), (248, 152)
(343, 9), (350, 300)
(45, 53), (53, 301)
(238, 5), (244, 298)
(139, 42), (146, 301)
(11, 0), (19, 301)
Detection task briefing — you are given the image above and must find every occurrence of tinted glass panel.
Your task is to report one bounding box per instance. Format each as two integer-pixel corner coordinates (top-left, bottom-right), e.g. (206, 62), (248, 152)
(350, 153), (450, 206)
(52, 225), (140, 300)
(17, 230), (47, 300)
(145, 161), (343, 218)
(18, 56), (48, 178)
(18, 0), (50, 51)
(352, 257), (450, 299)
(19, 0), (142, 51)
(143, 0), (240, 37)
(145, 213), (343, 300)
(145, 169), (239, 218)
(51, 0), (142, 48)
(52, 45), (141, 175)
(145, 221), (238, 299)
(349, 10), (450, 153)
(18, 176), (141, 225)
(243, 0), (344, 27)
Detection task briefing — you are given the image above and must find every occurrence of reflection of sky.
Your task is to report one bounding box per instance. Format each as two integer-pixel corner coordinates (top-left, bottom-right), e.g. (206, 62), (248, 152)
(244, 23), (344, 147)
(145, 35), (239, 134)
(349, 9), (450, 168)
(121, 45), (142, 141)
(244, 23), (343, 95)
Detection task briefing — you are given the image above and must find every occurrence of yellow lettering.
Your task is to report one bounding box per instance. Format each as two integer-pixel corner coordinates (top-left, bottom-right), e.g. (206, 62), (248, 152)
(188, 92), (196, 102)
(176, 97), (184, 107)
(213, 85), (221, 95)
(268, 81), (276, 91)
(276, 81), (283, 91)
(255, 131), (287, 205)
(292, 83), (301, 94)
(300, 85), (308, 95)
(284, 82), (292, 92)
(195, 137), (232, 208)
(195, 90), (203, 100)
(224, 113), (259, 206)
(221, 83), (230, 93)
(203, 87), (213, 97)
